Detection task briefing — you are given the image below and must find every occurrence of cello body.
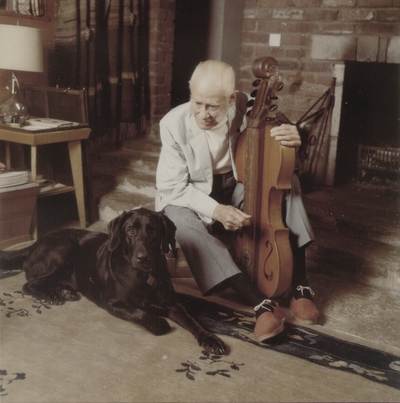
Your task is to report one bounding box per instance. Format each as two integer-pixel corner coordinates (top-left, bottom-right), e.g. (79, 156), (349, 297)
(234, 56), (295, 298)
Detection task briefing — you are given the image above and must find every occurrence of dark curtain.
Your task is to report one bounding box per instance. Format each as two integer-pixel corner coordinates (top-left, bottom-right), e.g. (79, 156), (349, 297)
(52, 0), (150, 147)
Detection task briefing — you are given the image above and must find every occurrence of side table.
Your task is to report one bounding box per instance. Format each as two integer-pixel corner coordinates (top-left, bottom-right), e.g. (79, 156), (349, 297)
(0, 123), (91, 234)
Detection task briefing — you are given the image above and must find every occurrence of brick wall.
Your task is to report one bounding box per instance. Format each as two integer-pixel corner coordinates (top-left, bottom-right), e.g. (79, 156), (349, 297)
(148, 0), (175, 135)
(239, 0), (400, 122)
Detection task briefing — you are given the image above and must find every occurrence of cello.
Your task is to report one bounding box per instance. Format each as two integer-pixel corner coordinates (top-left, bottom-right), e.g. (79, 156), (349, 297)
(234, 56), (295, 299)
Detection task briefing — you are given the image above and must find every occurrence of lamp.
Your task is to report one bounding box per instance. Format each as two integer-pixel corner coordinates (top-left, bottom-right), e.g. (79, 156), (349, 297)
(0, 24), (44, 127)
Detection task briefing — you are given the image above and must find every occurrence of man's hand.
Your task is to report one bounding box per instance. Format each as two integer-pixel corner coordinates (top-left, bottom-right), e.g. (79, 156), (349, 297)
(212, 204), (251, 232)
(270, 124), (301, 148)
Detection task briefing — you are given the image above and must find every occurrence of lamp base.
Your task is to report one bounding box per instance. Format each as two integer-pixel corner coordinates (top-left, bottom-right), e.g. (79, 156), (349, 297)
(0, 72), (29, 127)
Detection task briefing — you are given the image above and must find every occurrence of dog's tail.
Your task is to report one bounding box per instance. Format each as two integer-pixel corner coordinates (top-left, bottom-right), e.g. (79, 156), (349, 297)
(0, 244), (34, 272)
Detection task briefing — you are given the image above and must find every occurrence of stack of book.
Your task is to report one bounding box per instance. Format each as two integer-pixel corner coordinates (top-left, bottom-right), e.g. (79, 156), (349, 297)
(0, 171), (30, 189)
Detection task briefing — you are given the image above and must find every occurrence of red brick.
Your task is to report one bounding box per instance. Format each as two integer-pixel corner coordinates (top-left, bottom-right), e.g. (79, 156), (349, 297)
(320, 22), (356, 34)
(304, 9), (339, 21)
(149, 49), (160, 62)
(243, 8), (258, 19)
(285, 72), (305, 83)
(239, 61), (256, 77)
(255, 46), (285, 59)
(255, 8), (274, 19)
(158, 20), (175, 32)
(244, 7), (273, 19)
(340, 9), (376, 21)
(272, 9), (304, 20)
(357, 0), (392, 6)
(285, 48), (303, 58)
(165, 53), (173, 65)
(242, 19), (257, 31)
(242, 43), (256, 57)
(155, 75), (165, 85)
(242, 31), (270, 44)
(160, 0), (175, 10)
(258, 0), (289, 6)
(154, 84), (171, 95)
(322, 0), (356, 6)
(149, 8), (167, 20)
(288, 0), (322, 6)
(149, 0), (161, 8)
(278, 59), (300, 70)
(257, 20), (290, 33)
(376, 9), (400, 22)
(282, 21), (321, 33)
(166, 10), (175, 21)
(281, 33), (312, 46)
(355, 21), (399, 35)
(157, 41), (174, 53)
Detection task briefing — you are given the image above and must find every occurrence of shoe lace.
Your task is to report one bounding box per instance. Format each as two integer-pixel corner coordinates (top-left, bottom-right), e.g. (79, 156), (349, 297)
(254, 299), (275, 313)
(296, 285), (315, 296)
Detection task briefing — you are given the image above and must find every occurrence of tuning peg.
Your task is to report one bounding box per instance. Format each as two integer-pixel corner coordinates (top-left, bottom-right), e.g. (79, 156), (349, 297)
(269, 105), (278, 111)
(252, 79), (261, 87)
(246, 110), (252, 117)
(247, 99), (254, 107)
(250, 89), (258, 98)
(277, 81), (284, 91)
(265, 116), (276, 122)
(269, 95), (278, 100)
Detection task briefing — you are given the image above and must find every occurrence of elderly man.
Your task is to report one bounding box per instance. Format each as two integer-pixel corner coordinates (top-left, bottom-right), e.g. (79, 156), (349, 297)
(156, 60), (319, 341)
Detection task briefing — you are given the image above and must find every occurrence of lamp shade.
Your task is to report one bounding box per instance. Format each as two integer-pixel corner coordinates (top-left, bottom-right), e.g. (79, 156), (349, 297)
(0, 24), (44, 73)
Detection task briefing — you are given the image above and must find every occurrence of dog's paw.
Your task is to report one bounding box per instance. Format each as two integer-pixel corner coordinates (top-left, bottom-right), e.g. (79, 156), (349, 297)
(146, 317), (171, 336)
(198, 333), (226, 355)
(60, 286), (80, 301)
(23, 284), (67, 305)
(42, 292), (66, 306)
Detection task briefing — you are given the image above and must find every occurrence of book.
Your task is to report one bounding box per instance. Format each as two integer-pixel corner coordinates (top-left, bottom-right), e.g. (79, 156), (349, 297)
(0, 171), (30, 188)
(23, 118), (80, 131)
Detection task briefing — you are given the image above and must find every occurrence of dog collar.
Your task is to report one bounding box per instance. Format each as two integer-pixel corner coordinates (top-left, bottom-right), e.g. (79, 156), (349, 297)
(147, 273), (156, 287)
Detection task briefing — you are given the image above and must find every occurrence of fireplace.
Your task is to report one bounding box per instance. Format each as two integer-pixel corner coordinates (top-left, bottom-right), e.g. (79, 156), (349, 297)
(334, 62), (400, 186)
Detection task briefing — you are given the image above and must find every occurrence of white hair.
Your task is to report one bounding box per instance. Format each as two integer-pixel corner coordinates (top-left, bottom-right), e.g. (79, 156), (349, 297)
(189, 60), (236, 100)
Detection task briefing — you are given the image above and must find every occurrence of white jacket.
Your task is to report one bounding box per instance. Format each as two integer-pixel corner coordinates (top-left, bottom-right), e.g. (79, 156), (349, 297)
(155, 93), (248, 223)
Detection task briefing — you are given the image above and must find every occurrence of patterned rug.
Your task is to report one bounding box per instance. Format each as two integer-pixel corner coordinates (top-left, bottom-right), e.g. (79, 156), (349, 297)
(176, 293), (400, 391)
(1, 271), (400, 402)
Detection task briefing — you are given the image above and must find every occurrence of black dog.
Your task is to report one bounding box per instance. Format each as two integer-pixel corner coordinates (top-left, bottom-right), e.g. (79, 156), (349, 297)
(0, 208), (226, 354)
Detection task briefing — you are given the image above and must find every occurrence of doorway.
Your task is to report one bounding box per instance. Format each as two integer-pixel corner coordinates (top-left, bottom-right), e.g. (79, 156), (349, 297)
(170, 0), (244, 108)
(170, 0), (211, 107)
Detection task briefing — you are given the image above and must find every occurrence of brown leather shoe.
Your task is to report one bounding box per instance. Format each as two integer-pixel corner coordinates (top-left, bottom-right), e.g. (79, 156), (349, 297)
(253, 299), (286, 341)
(290, 285), (320, 325)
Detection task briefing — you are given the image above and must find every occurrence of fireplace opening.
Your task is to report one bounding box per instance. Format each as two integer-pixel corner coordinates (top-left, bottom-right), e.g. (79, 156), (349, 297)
(334, 61), (400, 188)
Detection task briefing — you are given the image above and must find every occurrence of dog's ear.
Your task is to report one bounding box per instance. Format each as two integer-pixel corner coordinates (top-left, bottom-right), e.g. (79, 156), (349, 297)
(107, 211), (132, 251)
(158, 212), (176, 254)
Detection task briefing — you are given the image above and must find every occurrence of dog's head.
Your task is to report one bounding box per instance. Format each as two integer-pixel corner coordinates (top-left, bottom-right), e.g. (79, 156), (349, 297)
(107, 208), (176, 271)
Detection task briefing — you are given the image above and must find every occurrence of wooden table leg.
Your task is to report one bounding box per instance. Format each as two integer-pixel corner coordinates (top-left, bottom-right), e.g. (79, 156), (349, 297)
(68, 140), (87, 228)
(5, 143), (11, 169)
(30, 145), (38, 239)
(31, 145), (37, 182)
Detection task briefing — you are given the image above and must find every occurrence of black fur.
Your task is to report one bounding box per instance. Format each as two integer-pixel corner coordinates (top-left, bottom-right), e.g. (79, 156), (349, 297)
(0, 208), (226, 354)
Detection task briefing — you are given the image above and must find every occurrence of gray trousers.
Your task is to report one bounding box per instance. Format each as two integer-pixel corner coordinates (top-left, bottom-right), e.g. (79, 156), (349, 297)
(164, 174), (314, 295)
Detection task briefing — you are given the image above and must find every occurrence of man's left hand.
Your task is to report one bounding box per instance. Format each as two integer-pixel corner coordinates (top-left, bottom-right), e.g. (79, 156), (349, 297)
(270, 124), (301, 148)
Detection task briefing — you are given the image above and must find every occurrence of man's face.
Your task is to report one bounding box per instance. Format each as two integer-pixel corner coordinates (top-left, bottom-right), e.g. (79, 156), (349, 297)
(190, 86), (232, 130)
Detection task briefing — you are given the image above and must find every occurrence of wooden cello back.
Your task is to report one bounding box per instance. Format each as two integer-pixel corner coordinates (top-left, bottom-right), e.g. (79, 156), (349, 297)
(234, 56), (295, 298)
